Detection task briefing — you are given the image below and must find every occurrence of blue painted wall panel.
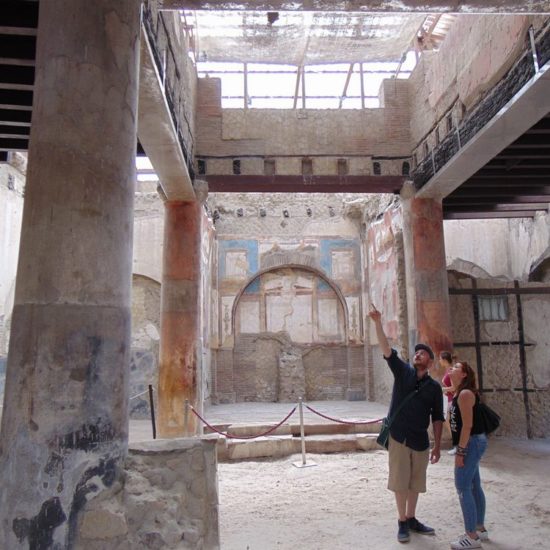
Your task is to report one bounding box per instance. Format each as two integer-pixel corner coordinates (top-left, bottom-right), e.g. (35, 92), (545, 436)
(219, 239), (259, 279)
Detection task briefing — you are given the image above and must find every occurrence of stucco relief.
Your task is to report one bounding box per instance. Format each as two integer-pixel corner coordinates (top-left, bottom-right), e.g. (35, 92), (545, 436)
(345, 296), (361, 343)
(221, 295), (236, 345)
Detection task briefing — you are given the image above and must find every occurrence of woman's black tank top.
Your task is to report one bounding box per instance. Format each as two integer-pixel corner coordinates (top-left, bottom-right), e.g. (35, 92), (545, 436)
(449, 391), (485, 447)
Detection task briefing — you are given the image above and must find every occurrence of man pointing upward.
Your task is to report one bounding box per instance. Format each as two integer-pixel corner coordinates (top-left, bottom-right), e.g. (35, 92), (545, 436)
(368, 304), (444, 544)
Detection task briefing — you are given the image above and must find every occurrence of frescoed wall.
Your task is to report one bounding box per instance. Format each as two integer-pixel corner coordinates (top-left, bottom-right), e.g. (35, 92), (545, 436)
(211, 215), (366, 403)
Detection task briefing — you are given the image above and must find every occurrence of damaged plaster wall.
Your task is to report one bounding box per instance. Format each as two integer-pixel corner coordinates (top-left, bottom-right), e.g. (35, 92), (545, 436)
(444, 213), (550, 281)
(210, 193), (370, 404)
(200, 208), (217, 407)
(130, 189), (164, 418)
(130, 275), (161, 418)
(363, 200), (410, 403)
(75, 438), (219, 550)
(0, 155), (26, 409)
(133, 189), (164, 283)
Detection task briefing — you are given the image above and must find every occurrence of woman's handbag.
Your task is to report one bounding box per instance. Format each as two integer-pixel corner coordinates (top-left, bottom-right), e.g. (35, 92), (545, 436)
(478, 402), (501, 434)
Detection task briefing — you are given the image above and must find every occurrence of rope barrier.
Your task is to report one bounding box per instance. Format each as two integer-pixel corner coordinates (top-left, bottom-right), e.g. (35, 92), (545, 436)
(129, 389), (150, 401)
(305, 403), (384, 426)
(129, 385), (157, 439)
(189, 405), (297, 440)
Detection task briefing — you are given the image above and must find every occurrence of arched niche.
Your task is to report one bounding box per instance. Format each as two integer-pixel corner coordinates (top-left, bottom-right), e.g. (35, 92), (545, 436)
(232, 264), (348, 344)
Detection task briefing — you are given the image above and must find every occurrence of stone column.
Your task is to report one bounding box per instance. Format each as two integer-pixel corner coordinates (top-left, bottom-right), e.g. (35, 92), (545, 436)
(158, 200), (202, 437)
(0, 1), (140, 548)
(401, 184), (452, 375)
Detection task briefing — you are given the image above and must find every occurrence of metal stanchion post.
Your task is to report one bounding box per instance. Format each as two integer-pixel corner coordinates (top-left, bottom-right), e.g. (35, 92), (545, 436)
(293, 397), (316, 469)
(184, 399), (190, 436)
(148, 384), (156, 440)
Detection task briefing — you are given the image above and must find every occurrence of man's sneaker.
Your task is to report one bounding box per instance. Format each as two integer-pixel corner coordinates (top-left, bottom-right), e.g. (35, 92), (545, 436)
(407, 517), (435, 535)
(450, 534), (482, 549)
(448, 447), (457, 455)
(398, 520), (410, 543)
(477, 529), (489, 541)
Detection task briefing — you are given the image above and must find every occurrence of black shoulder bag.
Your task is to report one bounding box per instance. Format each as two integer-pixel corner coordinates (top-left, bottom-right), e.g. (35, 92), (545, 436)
(377, 381), (428, 450)
(477, 401), (501, 434)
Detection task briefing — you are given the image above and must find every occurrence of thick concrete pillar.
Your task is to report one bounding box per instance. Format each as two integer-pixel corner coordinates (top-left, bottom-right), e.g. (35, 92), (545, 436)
(158, 200), (202, 437)
(0, 1), (140, 548)
(401, 185), (452, 374)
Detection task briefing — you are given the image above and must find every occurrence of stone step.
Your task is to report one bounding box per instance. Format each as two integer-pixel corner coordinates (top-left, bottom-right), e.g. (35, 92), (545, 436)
(214, 433), (382, 462)
(204, 420), (382, 439)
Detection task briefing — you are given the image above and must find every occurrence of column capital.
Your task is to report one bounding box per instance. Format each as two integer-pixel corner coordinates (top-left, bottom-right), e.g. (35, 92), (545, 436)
(400, 180), (416, 201)
(193, 179), (209, 205)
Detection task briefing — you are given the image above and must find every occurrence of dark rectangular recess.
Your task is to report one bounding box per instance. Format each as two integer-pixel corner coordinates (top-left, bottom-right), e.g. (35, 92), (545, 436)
(302, 158), (313, 176)
(264, 158), (276, 176)
(0, 2), (39, 29)
(0, 137), (28, 150)
(0, 124), (29, 137)
(0, 88), (33, 107)
(0, 64), (35, 86)
(337, 158), (348, 176)
(0, 35), (37, 61)
(0, 108), (31, 124)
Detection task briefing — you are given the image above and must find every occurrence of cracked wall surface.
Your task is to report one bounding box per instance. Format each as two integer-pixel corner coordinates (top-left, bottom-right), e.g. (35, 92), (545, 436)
(209, 193), (368, 403)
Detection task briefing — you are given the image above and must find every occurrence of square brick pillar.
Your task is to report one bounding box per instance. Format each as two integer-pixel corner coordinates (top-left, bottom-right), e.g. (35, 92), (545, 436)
(158, 200), (202, 438)
(401, 184), (452, 376)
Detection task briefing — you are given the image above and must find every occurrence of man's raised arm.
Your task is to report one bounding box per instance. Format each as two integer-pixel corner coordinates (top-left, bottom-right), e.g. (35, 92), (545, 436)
(367, 304), (391, 358)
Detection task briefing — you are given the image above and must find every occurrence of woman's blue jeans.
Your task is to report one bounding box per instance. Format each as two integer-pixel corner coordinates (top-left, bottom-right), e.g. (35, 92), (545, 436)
(454, 433), (488, 533)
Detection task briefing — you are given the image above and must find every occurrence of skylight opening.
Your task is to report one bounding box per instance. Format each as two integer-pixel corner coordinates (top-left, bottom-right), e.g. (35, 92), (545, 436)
(135, 156), (159, 184)
(197, 55), (417, 110)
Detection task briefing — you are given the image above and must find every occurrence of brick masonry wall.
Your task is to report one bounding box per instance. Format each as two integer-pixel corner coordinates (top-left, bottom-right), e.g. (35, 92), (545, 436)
(213, 337), (366, 403)
(196, 78), (411, 176)
(303, 346), (348, 401)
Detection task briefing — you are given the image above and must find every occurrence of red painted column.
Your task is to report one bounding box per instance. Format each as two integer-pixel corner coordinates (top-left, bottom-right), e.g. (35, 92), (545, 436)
(401, 191), (452, 377)
(158, 200), (201, 437)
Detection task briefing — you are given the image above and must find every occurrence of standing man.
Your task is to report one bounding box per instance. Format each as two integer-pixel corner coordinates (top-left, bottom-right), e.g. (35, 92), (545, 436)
(368, 304), (444, 544)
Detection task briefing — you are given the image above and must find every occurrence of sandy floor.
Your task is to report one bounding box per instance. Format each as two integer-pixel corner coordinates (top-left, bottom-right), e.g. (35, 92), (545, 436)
(218, 437), (550, 550)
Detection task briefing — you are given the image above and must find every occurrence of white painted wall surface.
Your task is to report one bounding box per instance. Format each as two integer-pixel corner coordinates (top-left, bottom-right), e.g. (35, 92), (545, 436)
(444, 213), (550, 280)
(132, 192), (164, 283)
(0, 165), (24, 327)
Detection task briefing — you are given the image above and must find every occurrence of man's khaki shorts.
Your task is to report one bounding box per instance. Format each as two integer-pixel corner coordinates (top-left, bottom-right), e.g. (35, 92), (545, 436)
(387, 435), (430, 493)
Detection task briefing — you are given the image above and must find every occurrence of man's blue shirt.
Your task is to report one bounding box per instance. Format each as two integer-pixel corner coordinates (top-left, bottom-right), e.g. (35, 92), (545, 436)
(385, 348), (444, 451)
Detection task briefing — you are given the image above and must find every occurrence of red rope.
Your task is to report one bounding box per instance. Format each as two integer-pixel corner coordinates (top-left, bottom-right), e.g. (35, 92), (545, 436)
(190, 405), (297, 440)
(305, 404), (384, 426)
